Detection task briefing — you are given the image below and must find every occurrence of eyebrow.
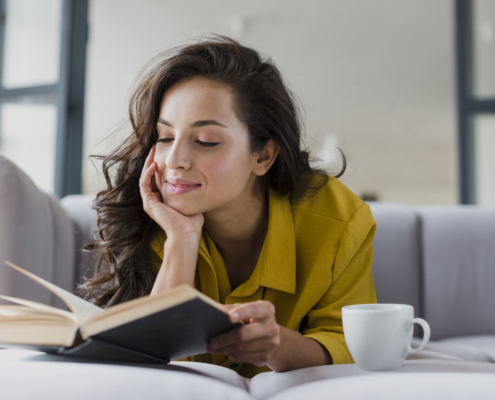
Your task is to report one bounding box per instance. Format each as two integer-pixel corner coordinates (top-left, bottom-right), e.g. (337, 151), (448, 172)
(157, 118), (228, 129)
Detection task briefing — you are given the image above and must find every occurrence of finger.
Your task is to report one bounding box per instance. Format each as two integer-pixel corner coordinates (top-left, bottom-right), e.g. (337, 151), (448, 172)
(219, 336), (278, 355)
(140, 161), (158, 200)
(228, 300), (275, 324)
(209, 326), (276, 354)
(141, 144), (156, 179)
(222, 303), (242, 311)
(209, 321), (277, 351)
(151, 168), (160, 195)
(152, 189), (162, 203)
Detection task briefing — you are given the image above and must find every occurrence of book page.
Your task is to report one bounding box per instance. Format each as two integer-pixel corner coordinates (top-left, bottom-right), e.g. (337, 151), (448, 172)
(0, 295), (77, 322)
(0, 305), (49, 317)
(4, 261), (103, 322)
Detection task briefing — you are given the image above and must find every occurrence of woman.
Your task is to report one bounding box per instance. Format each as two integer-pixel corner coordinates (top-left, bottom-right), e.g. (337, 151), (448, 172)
(82, 34), (377, 379)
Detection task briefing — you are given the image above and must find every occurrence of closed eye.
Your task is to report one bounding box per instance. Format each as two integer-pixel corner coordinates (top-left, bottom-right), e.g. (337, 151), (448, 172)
(197, 140), (219, 148)
(156, 138), (218, 148)
(157, 138), (173, 144)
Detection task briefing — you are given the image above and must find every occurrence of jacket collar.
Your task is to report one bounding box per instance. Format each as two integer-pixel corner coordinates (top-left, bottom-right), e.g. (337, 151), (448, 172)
(200, 187), (296, 297)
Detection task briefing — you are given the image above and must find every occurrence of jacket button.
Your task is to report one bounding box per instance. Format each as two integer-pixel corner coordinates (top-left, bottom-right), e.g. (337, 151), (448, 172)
(230, 363), (239, 369)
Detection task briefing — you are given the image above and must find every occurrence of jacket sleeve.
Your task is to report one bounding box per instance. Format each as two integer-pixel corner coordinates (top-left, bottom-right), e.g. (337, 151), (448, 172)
(149, 247), (164, 276)
(302, 204), (377, 365)
(148, 230), (167, 276)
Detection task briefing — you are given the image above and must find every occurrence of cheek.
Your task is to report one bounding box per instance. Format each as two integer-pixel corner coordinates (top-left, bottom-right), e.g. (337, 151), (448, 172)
(204, 151), (252, 191)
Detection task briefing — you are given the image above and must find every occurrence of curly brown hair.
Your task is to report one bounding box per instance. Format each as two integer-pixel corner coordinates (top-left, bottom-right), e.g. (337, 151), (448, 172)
(80, 34), (345, 307)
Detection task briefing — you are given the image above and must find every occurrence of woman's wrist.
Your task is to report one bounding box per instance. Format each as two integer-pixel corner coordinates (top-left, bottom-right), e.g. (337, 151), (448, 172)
(264, 325), (287, 371)
(150, 236), (200, 295)
(165, 232), (201, 248)
(266, 326), (332, 372)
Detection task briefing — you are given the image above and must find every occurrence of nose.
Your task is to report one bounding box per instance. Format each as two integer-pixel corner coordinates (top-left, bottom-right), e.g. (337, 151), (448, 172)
(165, 139), (191, 170)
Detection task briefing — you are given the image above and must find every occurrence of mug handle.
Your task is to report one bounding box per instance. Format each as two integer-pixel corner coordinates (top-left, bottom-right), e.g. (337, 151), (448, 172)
(404, 318), (431, 357)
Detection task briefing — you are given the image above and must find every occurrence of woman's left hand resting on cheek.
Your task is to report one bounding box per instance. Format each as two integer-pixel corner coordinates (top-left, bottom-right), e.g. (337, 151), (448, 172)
(206, 300), (333, 372)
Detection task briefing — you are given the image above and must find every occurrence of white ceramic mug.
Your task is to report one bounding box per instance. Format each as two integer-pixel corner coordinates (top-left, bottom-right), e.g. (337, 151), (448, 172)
(342, 304), (431, 371)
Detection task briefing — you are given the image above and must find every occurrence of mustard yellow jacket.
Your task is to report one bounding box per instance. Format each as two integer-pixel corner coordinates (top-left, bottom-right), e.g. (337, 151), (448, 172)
(149, 176), (377, 378)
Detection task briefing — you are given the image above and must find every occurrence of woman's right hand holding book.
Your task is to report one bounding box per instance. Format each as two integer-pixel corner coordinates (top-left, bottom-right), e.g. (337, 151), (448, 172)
(140, 144), (203, 293)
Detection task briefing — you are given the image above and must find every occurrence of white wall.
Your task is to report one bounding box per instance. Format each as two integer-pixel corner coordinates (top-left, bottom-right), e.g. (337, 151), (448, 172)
(83, 0), (457, 205)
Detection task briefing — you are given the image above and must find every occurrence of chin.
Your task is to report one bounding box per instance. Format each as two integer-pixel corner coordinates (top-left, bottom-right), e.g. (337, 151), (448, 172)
(164, 199), (202, 216)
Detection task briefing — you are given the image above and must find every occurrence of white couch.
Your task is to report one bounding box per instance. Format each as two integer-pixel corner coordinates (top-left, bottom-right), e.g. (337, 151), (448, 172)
(2, 150), (495, 398)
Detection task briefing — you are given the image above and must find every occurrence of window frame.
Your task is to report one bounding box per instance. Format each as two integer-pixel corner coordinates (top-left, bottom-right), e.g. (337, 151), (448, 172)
(0, 0), (89, 197)
(455, 0), (495, 204)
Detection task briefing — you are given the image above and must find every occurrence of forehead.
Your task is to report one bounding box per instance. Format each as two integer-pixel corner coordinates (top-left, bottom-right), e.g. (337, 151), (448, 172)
(159, 77), (236, 120)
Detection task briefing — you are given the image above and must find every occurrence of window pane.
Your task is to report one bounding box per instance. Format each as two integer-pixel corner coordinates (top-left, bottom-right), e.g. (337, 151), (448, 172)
(474, 114), (495, 206)
(0, 96), (58, 193)
(2, 0), (63, 89)
(472, 0), (495, 99)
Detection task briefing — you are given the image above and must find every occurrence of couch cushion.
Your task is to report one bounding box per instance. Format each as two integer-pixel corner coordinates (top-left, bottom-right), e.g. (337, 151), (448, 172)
(60, 194), (97, 286)
(0, 152), (75, 308)
(416, 206), (495, 340)
(367, 202), (422, 317)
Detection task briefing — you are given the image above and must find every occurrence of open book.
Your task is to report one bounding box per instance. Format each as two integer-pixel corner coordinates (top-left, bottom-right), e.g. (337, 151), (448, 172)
(0, 261), (243, 363)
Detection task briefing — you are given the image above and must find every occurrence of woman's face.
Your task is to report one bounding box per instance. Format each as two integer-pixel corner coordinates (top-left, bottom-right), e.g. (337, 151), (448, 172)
(153, 76), (262, 216)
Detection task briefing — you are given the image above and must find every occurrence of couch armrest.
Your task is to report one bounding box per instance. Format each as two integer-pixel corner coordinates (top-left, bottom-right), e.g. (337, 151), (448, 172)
(0, 151), (75, 308)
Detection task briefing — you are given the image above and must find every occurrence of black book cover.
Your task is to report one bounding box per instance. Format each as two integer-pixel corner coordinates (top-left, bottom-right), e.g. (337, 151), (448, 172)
(60, 338), (169, 363)
(88, 297), (243, 362)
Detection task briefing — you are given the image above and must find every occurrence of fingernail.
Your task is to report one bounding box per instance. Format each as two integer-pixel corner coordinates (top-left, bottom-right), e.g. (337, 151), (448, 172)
(230, 312), (240, 322)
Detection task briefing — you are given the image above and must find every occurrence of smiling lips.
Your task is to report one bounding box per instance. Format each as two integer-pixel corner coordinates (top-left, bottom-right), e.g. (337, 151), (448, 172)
(165, 179), (201, 195)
